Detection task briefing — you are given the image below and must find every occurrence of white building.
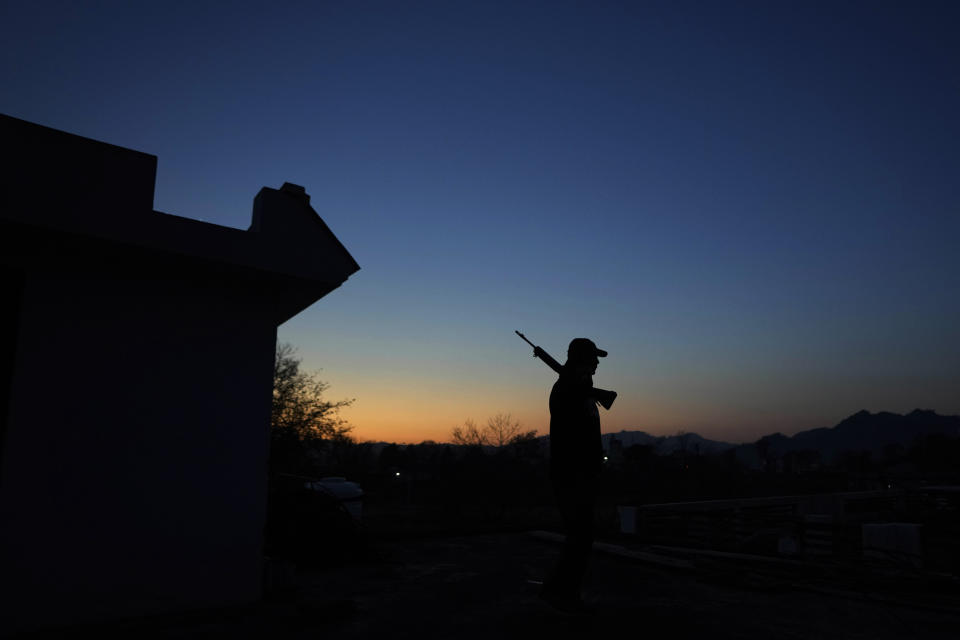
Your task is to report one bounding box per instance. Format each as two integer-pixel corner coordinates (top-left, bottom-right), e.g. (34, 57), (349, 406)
(0, 114), (359, 634)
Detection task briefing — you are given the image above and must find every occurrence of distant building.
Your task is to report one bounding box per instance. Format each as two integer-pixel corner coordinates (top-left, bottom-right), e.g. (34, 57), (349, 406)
(0, 114), (359, 634)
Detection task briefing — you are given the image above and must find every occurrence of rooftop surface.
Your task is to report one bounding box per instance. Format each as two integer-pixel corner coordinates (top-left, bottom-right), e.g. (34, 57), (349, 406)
(25, 531), (960, 639)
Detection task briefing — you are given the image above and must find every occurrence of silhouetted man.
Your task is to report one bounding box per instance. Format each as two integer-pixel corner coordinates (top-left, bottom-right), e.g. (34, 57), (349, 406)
(540, 338), (608, 614)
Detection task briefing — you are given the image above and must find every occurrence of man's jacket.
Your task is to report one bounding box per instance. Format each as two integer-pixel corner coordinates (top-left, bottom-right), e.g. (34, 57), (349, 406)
(549, 367), (604, 482)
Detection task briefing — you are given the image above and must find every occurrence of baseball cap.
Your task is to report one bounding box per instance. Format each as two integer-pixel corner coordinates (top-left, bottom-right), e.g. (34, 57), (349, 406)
(567, 338), (608, 360)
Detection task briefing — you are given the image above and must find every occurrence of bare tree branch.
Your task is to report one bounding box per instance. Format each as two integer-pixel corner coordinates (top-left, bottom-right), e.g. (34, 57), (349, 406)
(486, 413), (523, 447)
(451, 413), (536, 448)
(272, 342), (353, 443)
(451, 418), (487, 447)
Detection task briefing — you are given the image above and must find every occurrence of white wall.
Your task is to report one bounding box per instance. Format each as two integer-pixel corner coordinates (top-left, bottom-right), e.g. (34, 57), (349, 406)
(0, 261), (277, 631)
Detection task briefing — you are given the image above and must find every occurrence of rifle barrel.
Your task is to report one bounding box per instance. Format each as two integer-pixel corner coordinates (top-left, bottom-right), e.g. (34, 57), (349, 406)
(515, 330), (536, 349)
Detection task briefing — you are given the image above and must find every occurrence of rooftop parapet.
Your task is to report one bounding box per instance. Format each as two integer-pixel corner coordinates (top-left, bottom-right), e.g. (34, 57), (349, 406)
(0, 114), (359, 323)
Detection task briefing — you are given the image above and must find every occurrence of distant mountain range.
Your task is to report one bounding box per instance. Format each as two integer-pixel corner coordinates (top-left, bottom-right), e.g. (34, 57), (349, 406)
(601, 430), (737, 456)
(603, 409), (960, 466)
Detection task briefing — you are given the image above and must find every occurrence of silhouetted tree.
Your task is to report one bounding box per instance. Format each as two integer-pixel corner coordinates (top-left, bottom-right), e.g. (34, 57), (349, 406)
(265, 345), (363, 562)
(270, 343), (354, 475)
(451, 418), (486, 447)
(378, 443), (402, 471)
(486, 413), (531, 447)
(272, 342), (353, 442)
(451, 413), (536, 448)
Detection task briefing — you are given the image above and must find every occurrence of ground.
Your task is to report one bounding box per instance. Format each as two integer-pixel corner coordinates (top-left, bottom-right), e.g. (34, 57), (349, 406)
(23, 531), (960, 639)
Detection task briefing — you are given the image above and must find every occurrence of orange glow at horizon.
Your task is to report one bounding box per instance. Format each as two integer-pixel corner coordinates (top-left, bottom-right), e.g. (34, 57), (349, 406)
(336, 391), (913, 446)
(337, 397), (551, 444)
(336, 393), (792, 445)
(300, 347), (960, 447)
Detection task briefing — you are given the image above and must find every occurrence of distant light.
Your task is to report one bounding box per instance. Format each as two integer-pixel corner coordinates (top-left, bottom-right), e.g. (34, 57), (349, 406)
(395, 472), (401, 477)
(603, 456), (609, 461)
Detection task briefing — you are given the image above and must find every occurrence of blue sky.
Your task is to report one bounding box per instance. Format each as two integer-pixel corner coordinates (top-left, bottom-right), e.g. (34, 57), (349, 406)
(3, 1), (958, 442)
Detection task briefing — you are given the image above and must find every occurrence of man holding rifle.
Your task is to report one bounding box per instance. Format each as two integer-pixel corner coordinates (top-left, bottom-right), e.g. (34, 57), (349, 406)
(516, 332), (616, 614)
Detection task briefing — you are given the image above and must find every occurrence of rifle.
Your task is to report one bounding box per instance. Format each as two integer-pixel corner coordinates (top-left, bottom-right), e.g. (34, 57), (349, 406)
(515, 330), (617, 411)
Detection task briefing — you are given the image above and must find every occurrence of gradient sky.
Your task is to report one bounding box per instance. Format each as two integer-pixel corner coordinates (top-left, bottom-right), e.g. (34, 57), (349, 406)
(3, 1), (958, 444)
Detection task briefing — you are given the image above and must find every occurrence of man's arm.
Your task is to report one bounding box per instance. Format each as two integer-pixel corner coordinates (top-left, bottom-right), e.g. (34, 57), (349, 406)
(558, 372), (617, 410)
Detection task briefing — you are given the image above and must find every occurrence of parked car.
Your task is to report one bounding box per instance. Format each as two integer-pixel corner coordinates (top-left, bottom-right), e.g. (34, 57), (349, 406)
(265, 473), (363, 567)
(307, 477), (364, 521)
